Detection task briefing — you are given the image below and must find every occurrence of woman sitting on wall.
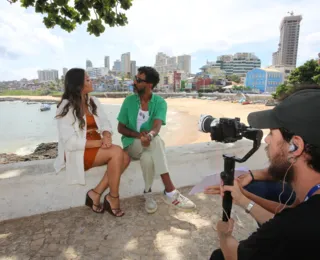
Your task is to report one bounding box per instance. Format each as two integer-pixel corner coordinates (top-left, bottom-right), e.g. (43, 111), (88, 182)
(54, 68), (130, 217)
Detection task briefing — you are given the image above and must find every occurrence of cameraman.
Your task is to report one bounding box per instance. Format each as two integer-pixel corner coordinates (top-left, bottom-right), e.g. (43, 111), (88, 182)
(210, 87), (320, 260)
(205, 168), (298, 216)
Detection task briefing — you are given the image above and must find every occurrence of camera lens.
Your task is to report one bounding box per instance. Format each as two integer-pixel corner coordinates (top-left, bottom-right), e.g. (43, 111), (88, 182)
(198, 114), (215, 133)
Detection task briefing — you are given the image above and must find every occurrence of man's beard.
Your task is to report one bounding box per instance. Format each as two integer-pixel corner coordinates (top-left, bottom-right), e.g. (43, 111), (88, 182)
(134, 84), (146, 95)
(266, 145), (295, 183)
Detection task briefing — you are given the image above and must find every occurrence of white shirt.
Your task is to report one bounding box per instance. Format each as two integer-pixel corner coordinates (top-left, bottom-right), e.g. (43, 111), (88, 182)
(53, 96), (113, 185)
(136, 109), (149, 132)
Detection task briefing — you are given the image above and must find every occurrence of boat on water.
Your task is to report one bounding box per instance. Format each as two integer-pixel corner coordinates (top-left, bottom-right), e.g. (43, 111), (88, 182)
(40, 103), (51, 111)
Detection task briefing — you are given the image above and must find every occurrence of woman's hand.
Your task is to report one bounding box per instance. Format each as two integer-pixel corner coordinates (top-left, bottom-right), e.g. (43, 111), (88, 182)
(204, 171), (253, 196)
(101, 132), (112, 149)
(86, 140), (103, 149)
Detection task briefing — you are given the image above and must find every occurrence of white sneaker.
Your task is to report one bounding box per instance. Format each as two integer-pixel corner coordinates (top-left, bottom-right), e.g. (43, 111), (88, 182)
(144, 192), (158, 214)
(162, 190), (196, 211)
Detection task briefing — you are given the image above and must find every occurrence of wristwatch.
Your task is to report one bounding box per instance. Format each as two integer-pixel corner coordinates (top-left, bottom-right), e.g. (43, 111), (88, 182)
(147, 132), (154, 141)
(245, 201), (255, 213)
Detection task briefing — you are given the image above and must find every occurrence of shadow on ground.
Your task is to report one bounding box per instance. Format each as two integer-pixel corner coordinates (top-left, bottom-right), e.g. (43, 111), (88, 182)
(0, 186), (258, 260)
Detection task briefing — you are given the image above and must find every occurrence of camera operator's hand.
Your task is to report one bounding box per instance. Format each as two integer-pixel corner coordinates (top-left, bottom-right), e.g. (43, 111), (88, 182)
(216, 218), (235, 238)
(222, 178), (249, 208)
(204, 170), (252, 195)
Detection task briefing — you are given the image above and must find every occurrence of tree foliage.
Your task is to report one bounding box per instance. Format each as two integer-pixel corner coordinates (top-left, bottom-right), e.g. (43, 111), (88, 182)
(8, 0), (133, 36)
(227, 74), (241, 84)
(288, 59), (320, 85)
(232, 85), (251, 91)
(273, 59), (320, 100)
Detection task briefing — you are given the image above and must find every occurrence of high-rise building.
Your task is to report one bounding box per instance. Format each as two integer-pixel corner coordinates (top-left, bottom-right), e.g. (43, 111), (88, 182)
(177, 55), (191, 74)
(272, 13), (303, 67)
(62, 68), (68, 77)
(112, 60), (121, 72)
(37, 70), (59, 82)
(104, 56), (110, 70)
(130, 61), (137, 77)
(121, 52), (131, 74)
(86, 59), (93, 69)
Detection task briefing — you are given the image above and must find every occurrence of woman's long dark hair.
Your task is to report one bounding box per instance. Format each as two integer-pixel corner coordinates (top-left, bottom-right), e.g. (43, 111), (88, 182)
(55, 68), (97, 129)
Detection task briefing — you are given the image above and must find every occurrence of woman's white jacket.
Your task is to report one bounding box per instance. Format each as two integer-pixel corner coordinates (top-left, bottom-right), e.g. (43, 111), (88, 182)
(53, 96), (113, 185)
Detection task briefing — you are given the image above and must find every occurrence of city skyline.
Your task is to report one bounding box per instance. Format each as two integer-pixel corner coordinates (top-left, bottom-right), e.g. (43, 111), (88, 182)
(0, 0), (319, 81)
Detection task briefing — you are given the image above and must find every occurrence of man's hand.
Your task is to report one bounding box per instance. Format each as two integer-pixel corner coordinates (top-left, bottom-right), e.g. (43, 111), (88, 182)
(222, 178), (249, 208)
(216, 218), (234, 239)
(101, 132), (112, 149)
(140, 132), (151, 147)
(204, 170), (253, 195)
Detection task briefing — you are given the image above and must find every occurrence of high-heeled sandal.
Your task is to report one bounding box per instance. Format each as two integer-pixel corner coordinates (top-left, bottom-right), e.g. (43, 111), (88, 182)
(104, 193), (125, 217)
(85, 189), (104, 213)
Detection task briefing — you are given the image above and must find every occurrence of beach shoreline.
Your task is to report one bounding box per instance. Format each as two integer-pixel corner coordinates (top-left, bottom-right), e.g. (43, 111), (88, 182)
(0, 95), (270, 164)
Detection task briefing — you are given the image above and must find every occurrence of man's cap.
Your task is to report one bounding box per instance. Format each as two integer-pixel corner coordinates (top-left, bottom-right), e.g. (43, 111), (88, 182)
(247, 88), (320, 147)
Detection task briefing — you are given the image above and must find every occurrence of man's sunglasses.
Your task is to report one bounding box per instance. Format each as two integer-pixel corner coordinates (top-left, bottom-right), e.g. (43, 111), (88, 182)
(135, 76), (147, 83)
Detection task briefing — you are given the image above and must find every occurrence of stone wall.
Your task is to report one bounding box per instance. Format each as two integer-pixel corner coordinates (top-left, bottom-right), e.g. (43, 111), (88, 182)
(0, 141), (268, 221)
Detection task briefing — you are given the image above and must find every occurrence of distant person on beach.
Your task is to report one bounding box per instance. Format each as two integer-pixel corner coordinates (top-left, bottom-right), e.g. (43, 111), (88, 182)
(54, 68), (130, 217)
(208, 86), (320, 260)
(117, 66), (196, 213)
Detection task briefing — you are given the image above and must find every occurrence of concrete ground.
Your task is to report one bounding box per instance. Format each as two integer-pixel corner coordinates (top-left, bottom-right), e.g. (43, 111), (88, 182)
(0, 187), (258, 260)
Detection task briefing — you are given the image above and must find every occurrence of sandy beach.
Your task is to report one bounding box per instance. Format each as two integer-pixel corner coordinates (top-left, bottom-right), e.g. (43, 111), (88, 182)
(1, 95), (270, 147)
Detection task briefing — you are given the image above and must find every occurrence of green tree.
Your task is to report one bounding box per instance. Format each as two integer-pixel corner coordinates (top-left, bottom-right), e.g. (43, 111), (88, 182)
(288, 59), (320, 85)
(272, 83), (293, 99)
(8, 0), (132, 36)
(180, 80), (186, 90)
(273, 59), (320, 100)
(227, 74), (241, 84)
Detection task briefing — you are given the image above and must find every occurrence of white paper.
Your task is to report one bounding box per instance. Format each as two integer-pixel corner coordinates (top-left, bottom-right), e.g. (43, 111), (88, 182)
(188, 166), (249, 195)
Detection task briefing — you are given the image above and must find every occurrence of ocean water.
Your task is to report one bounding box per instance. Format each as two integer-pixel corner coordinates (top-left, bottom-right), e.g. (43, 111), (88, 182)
(0, 101), (172, 155)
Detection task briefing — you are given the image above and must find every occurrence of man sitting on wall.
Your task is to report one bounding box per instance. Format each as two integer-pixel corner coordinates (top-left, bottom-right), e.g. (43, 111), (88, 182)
(117, 66), (196, 214)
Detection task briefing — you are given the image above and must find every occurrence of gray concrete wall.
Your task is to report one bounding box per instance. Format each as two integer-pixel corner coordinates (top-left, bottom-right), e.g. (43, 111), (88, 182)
(0, 141), (268, 221)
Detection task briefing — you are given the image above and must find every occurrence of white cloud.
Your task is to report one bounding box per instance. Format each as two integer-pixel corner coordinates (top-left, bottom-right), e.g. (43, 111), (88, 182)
(0, 2), (64, 57)
(0, 0), (319, 80)
(97, 0), (320, 66)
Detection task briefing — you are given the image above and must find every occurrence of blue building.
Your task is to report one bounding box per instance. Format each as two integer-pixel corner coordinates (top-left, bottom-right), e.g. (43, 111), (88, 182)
(245, 68), (284, 93)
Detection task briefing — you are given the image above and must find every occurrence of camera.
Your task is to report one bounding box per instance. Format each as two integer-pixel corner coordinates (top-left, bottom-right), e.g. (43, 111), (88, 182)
(198, 115), (248, 143)
(198, 114), (263, 221)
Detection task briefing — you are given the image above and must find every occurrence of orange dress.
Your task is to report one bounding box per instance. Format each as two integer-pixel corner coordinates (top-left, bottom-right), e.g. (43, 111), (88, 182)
(84, 114), (101, 171)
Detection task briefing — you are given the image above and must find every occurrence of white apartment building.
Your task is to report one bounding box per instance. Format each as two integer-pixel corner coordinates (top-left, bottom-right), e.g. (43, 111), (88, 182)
(37, 70), (59, 82)
(121, 52), (131, 74)
(87, 67), (109, 79)
(177, 55), (191, 74)
(154, 52), (192, 86)
(216, 52), (261, 76)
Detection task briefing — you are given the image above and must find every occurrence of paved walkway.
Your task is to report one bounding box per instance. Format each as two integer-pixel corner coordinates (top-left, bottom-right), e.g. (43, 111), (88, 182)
(0, 187), (258, 260)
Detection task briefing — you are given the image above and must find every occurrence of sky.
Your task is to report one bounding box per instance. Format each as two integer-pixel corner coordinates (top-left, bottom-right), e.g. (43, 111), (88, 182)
(0, 0), (319, 81)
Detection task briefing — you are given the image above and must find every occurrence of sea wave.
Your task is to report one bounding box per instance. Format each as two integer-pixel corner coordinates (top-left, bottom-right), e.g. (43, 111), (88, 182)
(15, 145), (37, 156)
